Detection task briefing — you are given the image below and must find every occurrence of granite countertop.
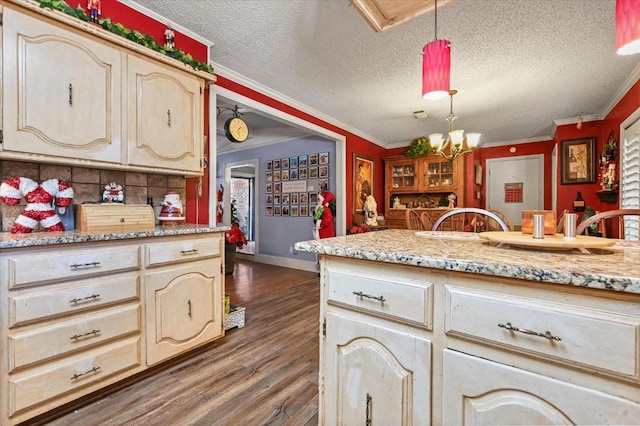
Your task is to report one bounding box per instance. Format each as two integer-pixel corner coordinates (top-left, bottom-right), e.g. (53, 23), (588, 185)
(0, 224), (229, 249)
(294, 230), (640, 295)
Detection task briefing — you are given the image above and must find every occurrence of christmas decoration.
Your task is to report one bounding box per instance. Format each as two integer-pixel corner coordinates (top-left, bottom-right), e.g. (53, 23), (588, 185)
(0, 177), (74, 233)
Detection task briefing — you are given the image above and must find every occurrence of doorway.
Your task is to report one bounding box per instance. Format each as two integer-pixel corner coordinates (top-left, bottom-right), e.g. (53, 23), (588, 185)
(486, 155), (544, 227)
(225, 159), (258, 255)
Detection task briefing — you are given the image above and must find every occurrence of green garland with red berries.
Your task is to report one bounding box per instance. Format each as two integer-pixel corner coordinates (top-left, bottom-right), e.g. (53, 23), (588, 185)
(37, 0), (214, 75)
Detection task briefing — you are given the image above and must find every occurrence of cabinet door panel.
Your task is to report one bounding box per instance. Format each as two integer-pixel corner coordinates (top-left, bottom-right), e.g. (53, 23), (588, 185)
(442, 349), (640, 425)
(145, 258), (223, 365)
(127, 55), (203, 174)
(2, 7), (122, 163)
(324, 313), (431, 425)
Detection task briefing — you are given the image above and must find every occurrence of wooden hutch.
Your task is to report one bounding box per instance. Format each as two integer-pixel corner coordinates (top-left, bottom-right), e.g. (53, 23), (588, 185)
(383, 153), (467, 229)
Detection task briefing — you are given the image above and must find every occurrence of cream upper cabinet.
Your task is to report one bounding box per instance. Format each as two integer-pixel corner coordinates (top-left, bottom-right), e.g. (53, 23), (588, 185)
(126, 55), (204, 174)
(1, 7), (122, 164)
(1, 0), (214, 176)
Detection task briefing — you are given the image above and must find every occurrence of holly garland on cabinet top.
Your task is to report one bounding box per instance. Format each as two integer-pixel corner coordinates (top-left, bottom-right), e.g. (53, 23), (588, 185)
(37, 0), (214, 75)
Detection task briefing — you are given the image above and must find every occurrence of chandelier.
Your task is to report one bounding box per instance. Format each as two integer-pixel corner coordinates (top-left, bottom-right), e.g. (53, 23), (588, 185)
(429, 90), (480, 161)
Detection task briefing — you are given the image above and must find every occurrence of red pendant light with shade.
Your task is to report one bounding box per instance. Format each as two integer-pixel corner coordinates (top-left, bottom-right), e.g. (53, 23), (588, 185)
(616, 0), (640, 55)
(422, 0), (450, 100)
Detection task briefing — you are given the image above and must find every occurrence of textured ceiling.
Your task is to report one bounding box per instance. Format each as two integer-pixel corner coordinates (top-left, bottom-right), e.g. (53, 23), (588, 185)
(135, 0), (640, 149)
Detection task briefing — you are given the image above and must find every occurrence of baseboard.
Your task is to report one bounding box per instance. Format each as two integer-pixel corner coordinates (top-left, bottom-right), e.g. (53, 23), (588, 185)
(236, 253), (318, 272)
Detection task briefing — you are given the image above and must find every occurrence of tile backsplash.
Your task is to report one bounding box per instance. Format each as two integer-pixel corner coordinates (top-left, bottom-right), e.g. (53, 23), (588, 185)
(0, 160), (186, 232)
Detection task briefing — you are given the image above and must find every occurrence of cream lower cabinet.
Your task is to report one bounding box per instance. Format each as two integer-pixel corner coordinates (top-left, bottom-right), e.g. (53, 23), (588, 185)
(324, 313), (431, 425)
(319, 256), (640, 425)
(443, 350), (640, 425)
(0, 232), (224, 425)
(320, 258), (435, 425)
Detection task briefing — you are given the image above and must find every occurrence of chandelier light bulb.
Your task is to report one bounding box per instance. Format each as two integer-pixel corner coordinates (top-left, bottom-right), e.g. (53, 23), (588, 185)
(466, 133), (481, 148)
(429, 133), (444, 150)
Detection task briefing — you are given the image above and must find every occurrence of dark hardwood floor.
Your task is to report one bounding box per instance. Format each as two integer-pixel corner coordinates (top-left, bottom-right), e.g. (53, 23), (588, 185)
(36, 258), (320, 426)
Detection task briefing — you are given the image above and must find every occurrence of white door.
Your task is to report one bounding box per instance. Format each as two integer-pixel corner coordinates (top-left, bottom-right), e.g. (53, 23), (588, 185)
(486, 155), (543, 226)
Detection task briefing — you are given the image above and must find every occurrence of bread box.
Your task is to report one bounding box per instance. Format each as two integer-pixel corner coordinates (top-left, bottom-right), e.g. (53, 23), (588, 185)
(75, 204), (155, 232)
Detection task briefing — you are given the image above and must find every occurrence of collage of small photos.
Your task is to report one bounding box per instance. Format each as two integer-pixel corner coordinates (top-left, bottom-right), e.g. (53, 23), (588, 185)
(265, 151), (330, 217)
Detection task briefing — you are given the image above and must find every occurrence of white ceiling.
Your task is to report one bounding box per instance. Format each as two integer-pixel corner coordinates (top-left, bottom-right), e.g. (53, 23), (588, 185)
(133, 0), (640, 150)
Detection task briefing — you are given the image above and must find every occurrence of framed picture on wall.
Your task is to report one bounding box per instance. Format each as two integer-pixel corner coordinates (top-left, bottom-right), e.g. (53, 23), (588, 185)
(319, 165), (329, 178)
(290, 156), (298, 168)
(274, 206), (281, 216)
(266, 206), (273, 216)
(561, 137), (596, 184)
(309, 153), (319, 166)
(299, 155), (308, 167)
(273, 159), (280, 170)
(300, 205), (309, 217)
(309, 167), (318, 178)
(319, 152), (329, 164)
(309, 193), (318, 204)
(266, 183), (272, 193)
(281, 158), (290, 169)
(266, 160), (273, 171)
(353, 153), (374, 212)
(274, 182), (282, 193)
(299, 168), (308, 179)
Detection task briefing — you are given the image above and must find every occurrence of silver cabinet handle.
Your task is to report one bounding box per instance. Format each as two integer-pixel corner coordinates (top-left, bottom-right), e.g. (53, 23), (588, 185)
(188, 299), (192, 318)
(70, 294), (100, 304)
(69, 83), (73, 106)
(167, 109), (171, 127)
(498, 322), (561, 341)
(70, 329), (101, 341)
(71, 366), (100, 380)
(353, 291), (385, 303)
(69, 261), (101, 269)
(180, 249), (199, 255)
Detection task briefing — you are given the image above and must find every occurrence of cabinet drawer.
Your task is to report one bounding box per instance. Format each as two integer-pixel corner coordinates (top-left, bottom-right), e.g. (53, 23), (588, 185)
(8, 337), (141, 417)
(8, 304), (140, 372)
(6, 245), (140, 288)
(327, 269), (433, 328)
(145, 236), (221, 267)
(446, 286), (640, 379)
(8, 274), (140, 327)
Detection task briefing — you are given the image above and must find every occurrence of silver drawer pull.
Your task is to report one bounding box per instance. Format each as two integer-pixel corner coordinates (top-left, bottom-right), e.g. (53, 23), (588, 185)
(69, 261), (101, 269)
(365, 393), (372, 425)
(70, 294), (100, 304)
(70, 329), (101, 341)
(71, 366), (101, 380)
(498, 322), (561, 341)
(352, 291), (386, 303)
(180, 249), (199, 255)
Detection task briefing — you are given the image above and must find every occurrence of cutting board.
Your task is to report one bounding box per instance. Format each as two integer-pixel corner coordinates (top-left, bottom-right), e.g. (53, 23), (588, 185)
(478, 231), (615, 251)
(75, 204), (155, 232)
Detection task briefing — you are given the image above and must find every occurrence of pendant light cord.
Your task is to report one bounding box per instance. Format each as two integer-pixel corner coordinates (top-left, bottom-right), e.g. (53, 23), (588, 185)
(434, 0), (438, 40)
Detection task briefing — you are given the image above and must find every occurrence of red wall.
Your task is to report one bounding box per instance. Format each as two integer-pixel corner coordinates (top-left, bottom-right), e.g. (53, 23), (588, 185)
(554, 79), (640, 217)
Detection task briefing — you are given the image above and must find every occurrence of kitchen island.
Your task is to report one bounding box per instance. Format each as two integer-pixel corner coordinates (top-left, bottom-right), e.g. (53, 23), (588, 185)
(295, 230), (640, 425)
(0, 225), (227, 425)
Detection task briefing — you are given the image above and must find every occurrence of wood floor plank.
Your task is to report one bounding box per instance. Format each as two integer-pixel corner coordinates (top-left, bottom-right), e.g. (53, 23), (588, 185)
(33, 259), (320, 426)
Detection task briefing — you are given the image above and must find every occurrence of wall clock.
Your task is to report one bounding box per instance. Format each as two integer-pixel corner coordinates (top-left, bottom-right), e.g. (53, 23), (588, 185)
(225, 116), (249, 143)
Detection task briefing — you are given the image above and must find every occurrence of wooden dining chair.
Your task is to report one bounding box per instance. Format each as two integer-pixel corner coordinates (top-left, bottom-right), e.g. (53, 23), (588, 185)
(576, 209), (640, 239)
(486, 208), (514, 231)
(405, 209), (427, 230)
(420, 211), (434, 230)
(432, 208), (511, 232)
(555, 209), (569, 233)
